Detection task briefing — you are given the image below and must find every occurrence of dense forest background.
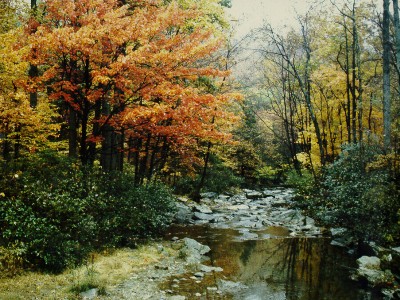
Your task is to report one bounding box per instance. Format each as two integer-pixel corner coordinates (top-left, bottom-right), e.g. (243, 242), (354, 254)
(0, 0), (399, 273)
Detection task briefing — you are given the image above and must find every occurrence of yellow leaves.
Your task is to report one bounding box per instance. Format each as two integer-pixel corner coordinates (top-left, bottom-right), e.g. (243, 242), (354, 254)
(0, 28), (29, 89)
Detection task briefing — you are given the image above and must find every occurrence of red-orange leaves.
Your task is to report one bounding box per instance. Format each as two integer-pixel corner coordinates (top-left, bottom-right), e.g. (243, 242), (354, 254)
(26, 0), (239, 170)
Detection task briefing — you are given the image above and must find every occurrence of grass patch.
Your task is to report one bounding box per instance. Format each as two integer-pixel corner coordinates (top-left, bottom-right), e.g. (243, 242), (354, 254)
(0, 243), (170, 300)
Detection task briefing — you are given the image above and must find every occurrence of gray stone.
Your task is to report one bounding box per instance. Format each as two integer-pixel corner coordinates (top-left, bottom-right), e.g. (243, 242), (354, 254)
(200, 192), (217, 199)
(174, 203), (193, 224)
(180, 238), (211, 264)
(200, 264), (223, 273)
(227, 204), (249, 211)
(194, 272), (204, 278)
(238, 231), (259, 240)
(271, 199), (287, 207)
(79, 288), (98, 300)
(169, 296), (186, 300)
(330, 227), (347, 237)
(353, 256), (395, 287)
(246, 191), (263, 199)
(357, 256), (381, 269)
(230, 194), (247, 203)
(305, 216), (316, 226)
(330, 239), (348, 248)
(193, 204), (213, 214)
(301, 225), (314, 231)
(193, 212), (215, 221)
(217, 279), (248, 294)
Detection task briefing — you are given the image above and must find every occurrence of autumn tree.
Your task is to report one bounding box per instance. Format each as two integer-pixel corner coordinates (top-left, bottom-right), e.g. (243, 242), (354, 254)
(27, 0), (239, 179)
(0, 1), (58, 161)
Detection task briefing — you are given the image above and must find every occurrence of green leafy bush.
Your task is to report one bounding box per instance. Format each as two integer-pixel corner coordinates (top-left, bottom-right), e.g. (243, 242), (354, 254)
(256, 166), (279, 185)
(202, 162), (244, 193)
(320, 144), (400, 243)
(173, 157), (243, 195)
(0, 151), (177, 272)
(285, 169), (316, 196)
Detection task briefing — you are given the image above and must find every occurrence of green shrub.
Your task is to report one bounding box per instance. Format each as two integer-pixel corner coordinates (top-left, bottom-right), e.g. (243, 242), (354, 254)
(202, 163), (244, 193)
(173, 158), (244, 195)
(96, 181), (177, 246)
(285, 169), (316, 196)
(0, 151), (177, 272)
(320, 144), (400, 244)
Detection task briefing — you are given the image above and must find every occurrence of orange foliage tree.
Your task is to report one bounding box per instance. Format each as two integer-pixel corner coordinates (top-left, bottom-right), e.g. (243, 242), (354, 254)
(26, 0), (239, 179)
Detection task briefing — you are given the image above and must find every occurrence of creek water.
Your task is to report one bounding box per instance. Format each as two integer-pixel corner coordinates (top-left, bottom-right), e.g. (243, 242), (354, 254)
(163, 224), (383, 300)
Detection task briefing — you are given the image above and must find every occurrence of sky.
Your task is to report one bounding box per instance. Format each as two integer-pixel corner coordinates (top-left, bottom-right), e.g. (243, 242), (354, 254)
(227, 0), (316, 37)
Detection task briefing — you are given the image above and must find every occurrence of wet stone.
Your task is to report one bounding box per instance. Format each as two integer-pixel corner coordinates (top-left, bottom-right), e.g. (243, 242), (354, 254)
(193, 212), (215, 221)
(193, 204), (213, 214)
(80, 288), (98, 300)
(194, 272), (204, 278)
(227, 204), (249, 211)
(169, 295), (186, 300)
(246, 191), (264, 199)
(200, 192), (218, 199)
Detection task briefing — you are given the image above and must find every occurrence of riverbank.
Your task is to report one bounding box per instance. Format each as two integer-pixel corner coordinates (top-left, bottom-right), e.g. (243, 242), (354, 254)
(1, 187), (398, 299)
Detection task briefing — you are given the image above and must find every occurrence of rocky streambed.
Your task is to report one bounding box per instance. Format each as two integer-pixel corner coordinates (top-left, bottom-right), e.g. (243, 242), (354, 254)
(174, 188), (322, 240)
(97, 187), (398, 300)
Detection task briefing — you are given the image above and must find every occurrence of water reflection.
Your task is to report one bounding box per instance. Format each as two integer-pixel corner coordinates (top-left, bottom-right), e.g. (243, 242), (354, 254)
(164, 225), (382, 299)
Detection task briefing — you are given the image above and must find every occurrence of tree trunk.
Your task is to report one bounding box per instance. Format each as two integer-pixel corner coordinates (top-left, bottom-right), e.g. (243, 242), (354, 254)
(68, 108), (78, 158)
(383, 0), (391, 150)
(29, 0), (38, 108)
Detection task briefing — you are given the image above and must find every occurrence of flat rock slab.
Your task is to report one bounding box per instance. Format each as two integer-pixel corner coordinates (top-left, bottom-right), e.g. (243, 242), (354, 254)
(227, 204), (249, 211)
(245, 191), (264, 199)
(193, 212), (215, 221)
(193, 204), (213, 214)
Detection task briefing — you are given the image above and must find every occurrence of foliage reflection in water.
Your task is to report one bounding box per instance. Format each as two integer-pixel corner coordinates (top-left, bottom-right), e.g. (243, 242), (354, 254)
(163, 225), (382, 299)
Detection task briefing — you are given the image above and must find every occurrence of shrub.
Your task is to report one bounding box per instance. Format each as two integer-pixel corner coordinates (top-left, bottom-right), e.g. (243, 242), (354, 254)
(285, 168), (316, 196)
(0, 151), (177, 272)
(173, 158), (243, 195)
(320, 143), (400, 244)
(202, 162), (244, 193)
(255, 165), (280, 186)
(95, 180), (177, 246)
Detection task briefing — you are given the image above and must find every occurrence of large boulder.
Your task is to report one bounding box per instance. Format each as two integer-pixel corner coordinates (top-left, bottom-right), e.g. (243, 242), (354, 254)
(193, 204), (213, 214)
(353, 256), (394, 287)
(193, 212), (215, 222)
(174, 202), (193, 224)
(180, 238), (211, 264)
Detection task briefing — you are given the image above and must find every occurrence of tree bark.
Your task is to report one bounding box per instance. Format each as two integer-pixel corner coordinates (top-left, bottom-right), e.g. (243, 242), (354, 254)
(383, 0), (391, 150)
(29, 0), (38, 108)
(68, 108), (78, 158)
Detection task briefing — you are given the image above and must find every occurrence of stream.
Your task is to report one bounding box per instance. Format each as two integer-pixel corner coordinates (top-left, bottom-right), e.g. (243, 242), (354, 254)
(161, 188), (383, 300)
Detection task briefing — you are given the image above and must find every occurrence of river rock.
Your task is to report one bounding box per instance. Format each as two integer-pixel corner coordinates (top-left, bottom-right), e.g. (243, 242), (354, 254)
(193, 212), (215, 221)
(304, 216), (316, 226)
(227, 204), (249, 211)
(200, 264), (223, 273)
(174, 202), (193, 224)
(200, 192), (218, 199)
(230, 194), (247, 203)
(353, 256), (394, 287)
(169, 296), (186, 300)
(180, 238), (211, 264)
(391, 246), (400, 274)
(245, 190), (263, 199)
(193, 204), (213, 214)
(271, 199), (288, 207)
(330, 227), (347, 237)
(217, 279), (248, 294)
(194, 272), (204, 278)
(79, 288), (98, 300)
